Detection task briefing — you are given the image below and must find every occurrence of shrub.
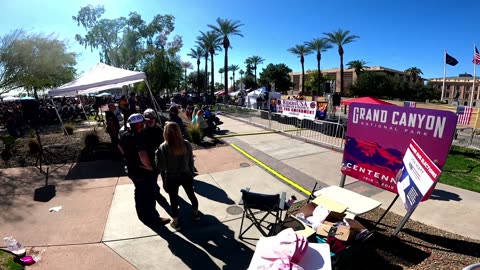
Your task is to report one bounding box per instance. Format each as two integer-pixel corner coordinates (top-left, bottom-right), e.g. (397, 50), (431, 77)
(28, 138), (41, 154)
(84, 131), (100, 149)
(28, 129), (36, 138)
(64, 123), (75, 135)
(0, 136), (17, 162)
(187, 124), (203, 144)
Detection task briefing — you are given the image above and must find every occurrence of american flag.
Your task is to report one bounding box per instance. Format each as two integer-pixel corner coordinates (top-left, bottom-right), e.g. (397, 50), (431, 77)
(473, 46), (480, 65)
(404, 101), (417, 108)
(456, 106), (473, 125)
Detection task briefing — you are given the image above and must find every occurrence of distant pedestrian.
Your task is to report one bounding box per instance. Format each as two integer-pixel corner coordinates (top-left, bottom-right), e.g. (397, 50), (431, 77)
(169, 106), (185, 137)
(128, 92), (137, 114)
(157, 122), (200, 230)
(118, 113), (170, 227)
(105, 103), (120, 148)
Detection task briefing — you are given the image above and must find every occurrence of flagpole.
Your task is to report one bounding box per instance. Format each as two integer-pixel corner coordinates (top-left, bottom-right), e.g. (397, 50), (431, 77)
(471, 43), (476, 107)
(441, 50), (446, 101)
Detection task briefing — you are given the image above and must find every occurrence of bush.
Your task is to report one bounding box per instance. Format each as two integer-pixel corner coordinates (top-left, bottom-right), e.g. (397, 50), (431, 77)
(84, 131), (100, 149)
(64, 123), (75, 135)
(0, 135), (17, 162)
(28, 129), (36, 138)
(28, 138), (41, 154)
(187, 124), (203, 144)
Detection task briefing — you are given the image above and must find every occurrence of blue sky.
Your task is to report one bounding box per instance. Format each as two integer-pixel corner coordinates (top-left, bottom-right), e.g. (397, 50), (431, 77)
(2, 0), (480, 83)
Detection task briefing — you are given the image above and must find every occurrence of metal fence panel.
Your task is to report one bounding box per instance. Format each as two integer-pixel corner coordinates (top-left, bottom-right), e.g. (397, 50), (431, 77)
(216, 104), (345, 150)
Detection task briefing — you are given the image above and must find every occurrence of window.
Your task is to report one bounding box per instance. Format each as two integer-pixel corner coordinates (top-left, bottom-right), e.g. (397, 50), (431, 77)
(465, 94), (469, 99)
(466, 86), (470, 91)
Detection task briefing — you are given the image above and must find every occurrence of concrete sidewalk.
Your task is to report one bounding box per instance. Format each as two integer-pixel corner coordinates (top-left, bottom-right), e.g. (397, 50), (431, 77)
(1, 115), (479, 269)
(220, 116), (480, 241)
(1, 145), (302, 269)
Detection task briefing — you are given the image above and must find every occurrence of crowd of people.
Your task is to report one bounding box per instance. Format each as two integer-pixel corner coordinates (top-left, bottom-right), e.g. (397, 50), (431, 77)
(109, 99), (201, 230)
(0, 97), (97, 137)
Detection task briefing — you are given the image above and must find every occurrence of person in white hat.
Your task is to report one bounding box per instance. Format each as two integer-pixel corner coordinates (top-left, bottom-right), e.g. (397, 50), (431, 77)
(118, 113), (170, 227)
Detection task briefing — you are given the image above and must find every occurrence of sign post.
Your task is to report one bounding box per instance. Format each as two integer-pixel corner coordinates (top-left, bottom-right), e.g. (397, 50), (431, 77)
(392, 139), (441, 235)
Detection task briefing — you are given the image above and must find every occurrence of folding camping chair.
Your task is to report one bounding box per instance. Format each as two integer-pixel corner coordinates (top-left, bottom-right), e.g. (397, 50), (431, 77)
(239, 189), (285, 240)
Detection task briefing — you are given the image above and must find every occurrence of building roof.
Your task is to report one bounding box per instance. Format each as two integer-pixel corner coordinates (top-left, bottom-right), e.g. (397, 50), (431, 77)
(289, 66), (409, 75)
(429, 76), (480, 82)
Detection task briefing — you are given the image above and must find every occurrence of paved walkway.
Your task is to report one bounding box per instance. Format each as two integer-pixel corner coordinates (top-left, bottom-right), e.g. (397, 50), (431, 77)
(0, 116), (479, 269)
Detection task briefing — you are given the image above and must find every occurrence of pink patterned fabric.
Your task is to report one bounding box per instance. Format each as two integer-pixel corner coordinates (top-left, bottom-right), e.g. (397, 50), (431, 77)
(259, 228), (309, 270)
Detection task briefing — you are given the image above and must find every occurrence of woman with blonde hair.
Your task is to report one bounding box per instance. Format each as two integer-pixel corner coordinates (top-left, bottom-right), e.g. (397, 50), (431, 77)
(157, 121), (200, 230)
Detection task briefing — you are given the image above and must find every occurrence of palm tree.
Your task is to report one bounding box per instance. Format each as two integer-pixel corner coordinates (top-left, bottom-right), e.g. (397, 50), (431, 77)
(404, 67), (424, 82)
(218, 67), (225, 87)
(239, 69), (245, 90)
(245, 56), (264, 87)
(229, 64), (239, 92)
(196, 36), (209, 93)
(187, 47), (205, 91)
(181, 61), (193, 90)
(324, 29), (360, 96)
(347, 60), (369, 78)
(306, 38), (332, 97)
(288, 44), (312, 94)
(197, 31), (221, 95)
(208, 18), (243, 97)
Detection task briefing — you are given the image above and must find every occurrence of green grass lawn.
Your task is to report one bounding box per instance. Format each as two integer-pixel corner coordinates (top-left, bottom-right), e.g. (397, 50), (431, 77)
(0, 250), (23, 270)
(440, 146), (480, 193)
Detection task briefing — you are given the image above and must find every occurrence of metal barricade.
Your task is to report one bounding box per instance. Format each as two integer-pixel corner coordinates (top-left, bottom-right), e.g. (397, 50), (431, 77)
(297, 119), (346, 150)
(216, 104), (346, 150)
(470, 130), (480, 150)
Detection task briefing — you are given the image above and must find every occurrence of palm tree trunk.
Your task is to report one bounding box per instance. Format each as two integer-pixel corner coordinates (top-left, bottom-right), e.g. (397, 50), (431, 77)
(184, 68), (187, 90)
(197, 60), (200, 91)
(204, 54), (208, 93)
(233, 73), (236, 92)
(210, 52), (215, 96)
(340, 54), (344, 96)
(301, 58), (305, 94)
(224, 47), (229, 98)
(317, 52), (321, 98)
(254, 65), (257, 87)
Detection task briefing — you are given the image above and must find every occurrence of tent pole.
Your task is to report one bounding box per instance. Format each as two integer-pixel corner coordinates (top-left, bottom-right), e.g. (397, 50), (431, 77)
(145, 80), (162, 118)
(78, 95), (91, 128)
(50, 99), (68, 135)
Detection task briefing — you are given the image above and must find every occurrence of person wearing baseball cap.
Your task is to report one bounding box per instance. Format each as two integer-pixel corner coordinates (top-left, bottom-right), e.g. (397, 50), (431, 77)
(118, 113), (170, 227)
(142, 109), (165, 183)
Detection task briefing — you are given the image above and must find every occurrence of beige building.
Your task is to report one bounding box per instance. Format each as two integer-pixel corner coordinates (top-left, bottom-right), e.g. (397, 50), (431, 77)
(429, 74), (480, 107)
(289, 66), (421, 96)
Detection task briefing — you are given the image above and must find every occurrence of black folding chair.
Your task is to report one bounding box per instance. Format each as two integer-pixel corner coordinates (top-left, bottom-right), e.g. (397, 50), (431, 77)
(239, 189), (284, 240)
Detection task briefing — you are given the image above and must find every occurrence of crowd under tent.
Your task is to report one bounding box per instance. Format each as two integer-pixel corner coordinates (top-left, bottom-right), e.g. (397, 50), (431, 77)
(48, 63), (160, 129)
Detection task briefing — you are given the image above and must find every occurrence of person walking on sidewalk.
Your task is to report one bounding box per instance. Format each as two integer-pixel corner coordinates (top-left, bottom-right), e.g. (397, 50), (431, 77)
(118, 113), (170, 227)
(157, 121), (200, 230)
(143, 108), (167, 194)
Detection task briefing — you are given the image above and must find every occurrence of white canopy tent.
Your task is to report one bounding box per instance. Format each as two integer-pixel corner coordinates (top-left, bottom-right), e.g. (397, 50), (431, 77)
(48, 63), (146, 97)
(246, 87), (267, 109)
(1, 96), (19, 102)
(47, 63), (160, 130)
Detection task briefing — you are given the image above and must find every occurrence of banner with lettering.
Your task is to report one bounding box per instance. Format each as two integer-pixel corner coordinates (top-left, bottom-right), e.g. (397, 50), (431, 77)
(276, 99), (317, 120)
(397, 139), (441, 211)
(341, 103), (456, 200)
